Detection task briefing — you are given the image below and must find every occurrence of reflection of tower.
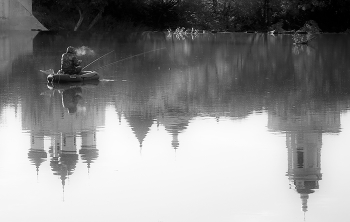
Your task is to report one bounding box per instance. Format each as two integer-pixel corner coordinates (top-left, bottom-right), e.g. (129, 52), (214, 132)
(159, 108), (191, 151)
(268, 98), (341, 214)
(79, 131), (99, 172)
(28, 133), (47, 175)
(49, 133), (78, 191)
(171, 132), (180, 150)
(49, 134), (61, 177)
(60, 133), (78, 178)
(286, 132), (322, 213)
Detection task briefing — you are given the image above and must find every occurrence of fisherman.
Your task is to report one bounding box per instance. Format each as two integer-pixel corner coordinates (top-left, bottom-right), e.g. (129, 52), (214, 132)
(60, 46), (82, 75)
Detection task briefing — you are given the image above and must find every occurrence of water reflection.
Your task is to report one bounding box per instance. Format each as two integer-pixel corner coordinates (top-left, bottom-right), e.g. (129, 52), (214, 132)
(24, 81), (103, 190)
(48, 130), (98, 191)
(267, 67), (342, 213)
(50, 132), (79, 191)
(287, 133), (322, 213)
(268, 109), (332, 212)
(28, 134), (47, 175)
(1, 31), (350, 221)
(61, 87), (83, 114)
(158, 107), (191, 150)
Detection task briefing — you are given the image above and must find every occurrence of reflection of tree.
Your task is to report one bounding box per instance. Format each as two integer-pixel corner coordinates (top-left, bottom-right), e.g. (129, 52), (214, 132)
(12, 32), (350, 127)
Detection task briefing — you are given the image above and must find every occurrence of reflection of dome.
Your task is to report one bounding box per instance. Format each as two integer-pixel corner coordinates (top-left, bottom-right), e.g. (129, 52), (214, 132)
(28, 149), (47, 174)
(28, 134), (47, 174)
(48, 134), (79, 190)
(50, 153), (78, 189)
(159, 108), (191, 150)
(79, 149), (99, 170)
(80, 131), (99, 170)
(59, 153), (79, 175)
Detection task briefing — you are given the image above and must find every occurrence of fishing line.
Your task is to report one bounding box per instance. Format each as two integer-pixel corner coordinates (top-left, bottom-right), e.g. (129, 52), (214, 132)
(95, 47), (166, 71)
(83, 50), (115, 70)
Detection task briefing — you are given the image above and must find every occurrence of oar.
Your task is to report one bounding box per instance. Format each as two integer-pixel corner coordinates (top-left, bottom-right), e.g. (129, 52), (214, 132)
(95, 47), (166, 70)
(83, 50), (114, 70)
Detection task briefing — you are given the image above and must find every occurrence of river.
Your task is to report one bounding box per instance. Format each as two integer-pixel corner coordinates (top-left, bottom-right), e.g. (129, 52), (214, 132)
(0, 31), (350, 222)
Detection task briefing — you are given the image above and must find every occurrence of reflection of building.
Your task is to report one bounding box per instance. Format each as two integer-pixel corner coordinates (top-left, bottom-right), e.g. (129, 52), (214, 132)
(49, 133), (78, 190)
(22, 84), (104, 188)
(286, 132), (322, 213)
(268, 101), (341, 213)
(0, 0), (46, 30)
(79, 131), (99, 172)
(28, 133), (47, 175)
(48, 131), (99, 188)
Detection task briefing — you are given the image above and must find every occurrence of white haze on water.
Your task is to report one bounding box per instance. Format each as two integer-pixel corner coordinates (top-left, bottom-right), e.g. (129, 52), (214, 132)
(75, 46), (95, 56)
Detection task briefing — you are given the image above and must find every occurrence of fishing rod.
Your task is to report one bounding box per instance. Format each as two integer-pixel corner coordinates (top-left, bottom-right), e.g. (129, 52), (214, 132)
(95, 47), (166, 71)
(83, 50), (115, 70)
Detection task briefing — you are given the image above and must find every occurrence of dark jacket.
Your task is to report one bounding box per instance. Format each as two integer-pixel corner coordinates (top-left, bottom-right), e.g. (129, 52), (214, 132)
(61, 47), (82, 74)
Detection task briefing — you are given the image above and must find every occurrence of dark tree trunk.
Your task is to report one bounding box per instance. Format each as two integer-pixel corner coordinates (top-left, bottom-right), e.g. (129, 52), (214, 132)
(88, 8), (105, 30)
(264, 0), (270, 28)
(74, 5), (84, 31)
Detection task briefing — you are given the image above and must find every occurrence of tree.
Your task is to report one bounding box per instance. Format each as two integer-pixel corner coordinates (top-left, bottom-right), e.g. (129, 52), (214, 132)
(56, 0), (110, 31)
(33, 0), (350, 32)
(145, 0), (180, 29)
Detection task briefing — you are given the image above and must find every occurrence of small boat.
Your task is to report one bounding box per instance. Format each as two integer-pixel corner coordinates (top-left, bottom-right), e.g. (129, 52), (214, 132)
(47, 70), (99, 83)
(47, 80), (99, 91)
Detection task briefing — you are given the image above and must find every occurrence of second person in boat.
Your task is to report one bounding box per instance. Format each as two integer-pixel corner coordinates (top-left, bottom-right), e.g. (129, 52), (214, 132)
(60, 46), (82, 75)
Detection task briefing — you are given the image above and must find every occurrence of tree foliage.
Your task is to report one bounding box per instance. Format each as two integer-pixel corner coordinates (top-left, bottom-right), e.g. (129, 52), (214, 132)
(33, 0), (350, 32)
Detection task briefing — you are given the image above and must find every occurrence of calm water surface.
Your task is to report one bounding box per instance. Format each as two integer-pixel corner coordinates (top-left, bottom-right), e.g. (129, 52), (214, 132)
(1, 31), (350, 222)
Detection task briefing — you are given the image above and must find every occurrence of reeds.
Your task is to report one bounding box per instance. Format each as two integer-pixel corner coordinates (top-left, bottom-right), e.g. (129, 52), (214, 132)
(167, 27), (199, 40)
